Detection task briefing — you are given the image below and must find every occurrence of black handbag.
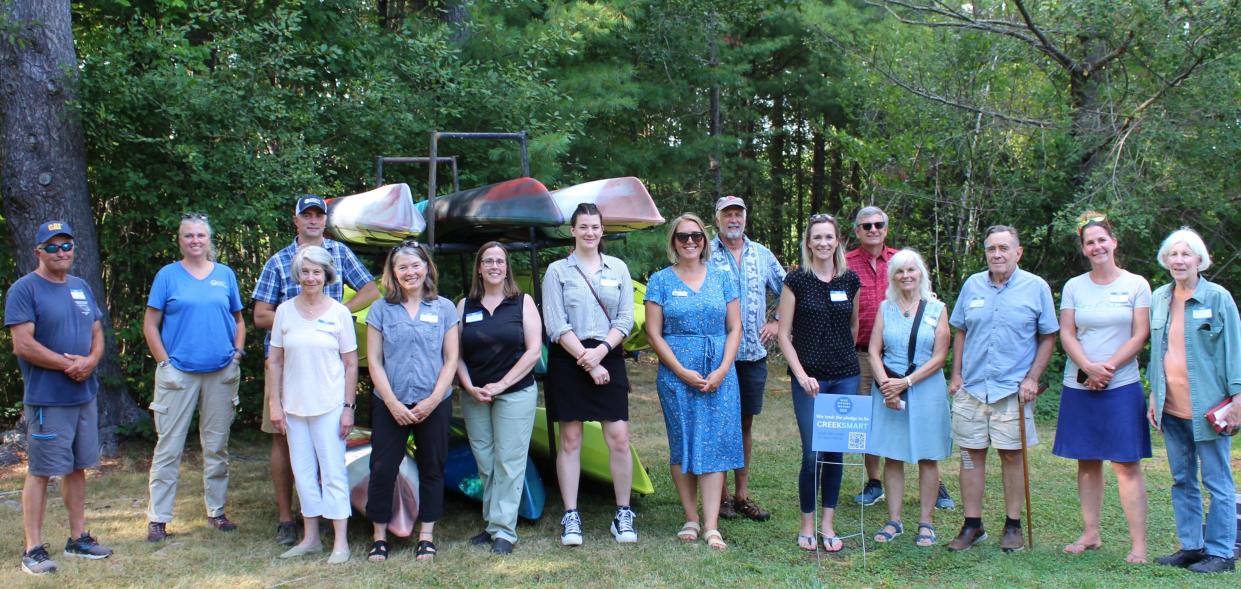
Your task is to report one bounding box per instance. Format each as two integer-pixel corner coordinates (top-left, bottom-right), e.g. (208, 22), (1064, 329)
(883, 299), (926, 379)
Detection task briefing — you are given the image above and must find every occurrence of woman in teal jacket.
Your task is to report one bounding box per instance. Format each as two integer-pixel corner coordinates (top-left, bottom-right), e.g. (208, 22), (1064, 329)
(1147, 227), (1241, 574)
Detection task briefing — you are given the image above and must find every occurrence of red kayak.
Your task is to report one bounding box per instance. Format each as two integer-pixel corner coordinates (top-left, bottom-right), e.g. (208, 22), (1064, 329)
(416, 177), (561, 240)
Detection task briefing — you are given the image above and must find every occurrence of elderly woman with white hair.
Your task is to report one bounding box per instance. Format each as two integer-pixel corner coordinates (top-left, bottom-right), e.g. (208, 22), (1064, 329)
(1147, 228), (1241, 574)
(267, 245), (358, 564)
(865, 248), (952, 547)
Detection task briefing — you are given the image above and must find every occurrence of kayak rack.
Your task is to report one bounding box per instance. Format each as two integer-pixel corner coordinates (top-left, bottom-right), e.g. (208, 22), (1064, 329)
(374, 155), (459, 193)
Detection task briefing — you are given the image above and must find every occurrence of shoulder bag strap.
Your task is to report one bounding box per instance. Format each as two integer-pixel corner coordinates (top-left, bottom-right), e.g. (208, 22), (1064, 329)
(906, 299), (927, 375)
(572, 265), (612, 322)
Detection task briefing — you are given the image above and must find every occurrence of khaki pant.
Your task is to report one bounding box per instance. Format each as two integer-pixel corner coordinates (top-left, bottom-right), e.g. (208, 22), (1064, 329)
(147, 362), (239, 522)
(460, 383), (538, 543)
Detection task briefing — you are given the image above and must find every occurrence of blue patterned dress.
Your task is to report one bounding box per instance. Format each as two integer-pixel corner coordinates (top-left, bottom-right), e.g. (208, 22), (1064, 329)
(645, 266), (745, 475)
(869, 299), (952, 462)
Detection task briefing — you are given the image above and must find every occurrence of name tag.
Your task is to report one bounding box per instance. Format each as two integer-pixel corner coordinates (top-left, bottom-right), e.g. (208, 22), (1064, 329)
(70, 289), (87, 300)
(671, 290), (689, 297)
(465, 311), (484, 323)
(924, 314), (938, 327)
(316, 319), (336, 332)
(968, 298), (985, 308)
(1192, 308), (1213, 320)
(1109, 294), (1129, 303)
(716, 264), (731, 272)
(829, 290), (848, 302)
(210, 279), (227, 288)
(419, 313), (439, 323)
(600, 278), (620, 287)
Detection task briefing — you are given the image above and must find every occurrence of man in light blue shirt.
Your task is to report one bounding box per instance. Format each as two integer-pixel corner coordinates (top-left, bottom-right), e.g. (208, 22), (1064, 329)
(709, 195), (785, 521)
(946, 225), (1057, 554)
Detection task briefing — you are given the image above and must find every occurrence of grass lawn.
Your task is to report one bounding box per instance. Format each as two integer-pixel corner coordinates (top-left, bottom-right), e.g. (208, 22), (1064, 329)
(3, 357), (1238, 588)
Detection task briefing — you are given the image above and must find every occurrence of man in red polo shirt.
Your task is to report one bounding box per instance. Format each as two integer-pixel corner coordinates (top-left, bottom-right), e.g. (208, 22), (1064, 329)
(846, 206), (954, 510)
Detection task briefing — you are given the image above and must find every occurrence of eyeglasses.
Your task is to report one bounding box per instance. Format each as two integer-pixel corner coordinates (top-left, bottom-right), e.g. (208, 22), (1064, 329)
(392, 239), (422, 252)
(181, 212), (209, 221)
(674, 231), (706, 244)
(39, 242), (74, 254)
(809, 213), (834, 222)
(858, 221), (886, 231)
(480, 258), (507, 267)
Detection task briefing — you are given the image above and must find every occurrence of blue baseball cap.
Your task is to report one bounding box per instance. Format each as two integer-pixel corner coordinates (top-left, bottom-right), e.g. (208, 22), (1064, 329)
(295, 195), (327, 215)
(35, 220), (74, 245)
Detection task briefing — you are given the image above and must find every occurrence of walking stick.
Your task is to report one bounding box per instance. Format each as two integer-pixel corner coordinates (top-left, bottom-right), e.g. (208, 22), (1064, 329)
(1017, 388), (1041, 549)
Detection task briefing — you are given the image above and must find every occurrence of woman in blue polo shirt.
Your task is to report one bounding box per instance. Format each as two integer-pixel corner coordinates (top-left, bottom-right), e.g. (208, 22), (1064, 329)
(143, 214), (244, 541)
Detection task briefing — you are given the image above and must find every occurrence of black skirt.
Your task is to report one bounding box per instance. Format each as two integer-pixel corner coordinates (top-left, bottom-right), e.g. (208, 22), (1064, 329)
(546, 339), (630, 422)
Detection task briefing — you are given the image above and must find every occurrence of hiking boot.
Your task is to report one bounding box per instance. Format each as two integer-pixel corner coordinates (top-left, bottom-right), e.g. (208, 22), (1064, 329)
(610, 506), (638, 543)
(853, 479), (884, 506)
(275, 520), (298, 546)
(468, 530), (492, 546)
(734, 496), (771, 522)
(560, 510), (583, 546)
(1156, 548), (1207, 568)
(1000, 525), (1025, 553)
(1187, 555), (1235, 573)
(719, 493), (738, 520)
(207, 513), (238, 532)
(64, 532), (113, 559)
(147, 522), (168, 542)
(21, 545), (58, 575)
(945, 525), (987, 552)
(935, 481), (955, 510)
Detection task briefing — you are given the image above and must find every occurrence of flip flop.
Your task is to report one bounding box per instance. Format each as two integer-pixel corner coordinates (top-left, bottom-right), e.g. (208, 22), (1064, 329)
(820, 533), (844, 553)
(914, 522), (937, 547)
(678, 521), (701, 542)
(797, 534), (816, 551)
(874, 520), (904, 543)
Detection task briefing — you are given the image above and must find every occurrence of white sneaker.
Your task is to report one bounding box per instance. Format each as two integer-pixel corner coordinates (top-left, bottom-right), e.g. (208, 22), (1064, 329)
(561, 510), (583, 546)
(610, 506), (638, 543)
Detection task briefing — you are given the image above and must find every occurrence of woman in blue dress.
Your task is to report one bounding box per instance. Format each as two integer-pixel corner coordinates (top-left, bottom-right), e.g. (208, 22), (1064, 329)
(866, 248), (951, 547)
(645, 213), (743, 552)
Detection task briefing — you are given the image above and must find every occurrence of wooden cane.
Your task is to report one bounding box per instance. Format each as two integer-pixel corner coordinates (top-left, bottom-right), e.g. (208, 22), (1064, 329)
(1017, 394), (1035, 549)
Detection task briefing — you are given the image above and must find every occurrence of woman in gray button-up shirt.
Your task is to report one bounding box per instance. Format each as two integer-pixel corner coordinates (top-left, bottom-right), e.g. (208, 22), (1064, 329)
(542, 203), (638, 546)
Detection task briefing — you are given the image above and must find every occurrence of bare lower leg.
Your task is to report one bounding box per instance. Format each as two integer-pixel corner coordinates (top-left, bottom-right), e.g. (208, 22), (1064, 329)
(330, 518), (348, 552)
(800, 512), (815, 538)
(271, 435), (295, 522)
(602, 420), (632, 506)
(372, 522), (387, 542)
(734, 415), (754, 499)
(556, 422), (583, 511)
(998, 449), (1025, 520)
(820, 506), (837, 537)
(1072, 460), (1103, 548)
(960, 448), (988, 519)
(23, 475), (50, 551)
(670, 465), (700, 524)
(918, 461), (939, 525)
(417, 523), (436, 560)
(700, 472), (724, 531)
(61, 469), (87, 539)
(864, 453), (881, 482)
(883, 459), (906, 523)
(1112, 461), (1148, 561)
(298, 516), (322, 549)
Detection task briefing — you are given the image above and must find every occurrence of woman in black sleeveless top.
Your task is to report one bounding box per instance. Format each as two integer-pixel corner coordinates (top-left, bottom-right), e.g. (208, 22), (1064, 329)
(455, 242), (542, 555)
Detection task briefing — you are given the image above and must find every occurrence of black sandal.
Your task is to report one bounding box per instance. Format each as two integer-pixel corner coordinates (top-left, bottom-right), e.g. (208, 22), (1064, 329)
(367, 540), (388, 562)
(415, 539), (437, 561)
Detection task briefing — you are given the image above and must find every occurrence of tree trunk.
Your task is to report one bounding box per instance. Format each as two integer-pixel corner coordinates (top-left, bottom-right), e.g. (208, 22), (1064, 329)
(0, 0), (143, 453)
(810, 120), (825, 215)
(769, 93), (786, 260)
(707, 11), (722, 200)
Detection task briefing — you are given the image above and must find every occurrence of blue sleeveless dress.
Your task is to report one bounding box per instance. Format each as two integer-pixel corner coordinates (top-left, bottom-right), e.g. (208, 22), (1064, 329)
(868, 299), (952, 462)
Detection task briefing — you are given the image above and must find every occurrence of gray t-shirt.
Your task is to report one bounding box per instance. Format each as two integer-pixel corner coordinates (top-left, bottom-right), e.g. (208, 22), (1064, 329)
(1060, 270), (1152, 389)
(4, 272), (102, 406)
(366, 296), (458, 405)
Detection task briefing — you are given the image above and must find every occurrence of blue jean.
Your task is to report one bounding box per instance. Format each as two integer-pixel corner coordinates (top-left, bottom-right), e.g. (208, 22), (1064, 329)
(1161, 414), (1237, 558)
(791, 375), (860, 514)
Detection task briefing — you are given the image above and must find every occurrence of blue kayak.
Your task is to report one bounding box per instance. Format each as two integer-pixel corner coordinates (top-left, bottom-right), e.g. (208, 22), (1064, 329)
(443, 438), (546, 522)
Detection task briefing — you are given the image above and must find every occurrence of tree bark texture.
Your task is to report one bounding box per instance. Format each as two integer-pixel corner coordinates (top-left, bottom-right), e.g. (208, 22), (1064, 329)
(0, 0), (142, 452)
(768, 93), (786, 260)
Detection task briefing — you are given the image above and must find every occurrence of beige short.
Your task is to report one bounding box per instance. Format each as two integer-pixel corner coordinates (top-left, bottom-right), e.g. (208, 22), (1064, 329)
(951, 389), (1038, 451)
(856, 349), (874, 396)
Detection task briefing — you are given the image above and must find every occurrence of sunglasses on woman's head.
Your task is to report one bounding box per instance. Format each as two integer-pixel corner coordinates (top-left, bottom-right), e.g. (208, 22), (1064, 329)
(392, 239), (421, 252)
(674, 231), (706, 244)
(181, 212), (208, 221)
(809, 213), (834, 222)
(39, 242), (74, 254)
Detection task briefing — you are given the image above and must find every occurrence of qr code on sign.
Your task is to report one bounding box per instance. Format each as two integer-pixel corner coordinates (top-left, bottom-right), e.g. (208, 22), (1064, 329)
(848, 432), (866, 450)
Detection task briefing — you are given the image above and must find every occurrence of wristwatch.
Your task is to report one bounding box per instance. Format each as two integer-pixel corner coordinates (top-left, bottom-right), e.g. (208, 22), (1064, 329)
(157, 360), (171, 368)
(343, 402), (356, 409)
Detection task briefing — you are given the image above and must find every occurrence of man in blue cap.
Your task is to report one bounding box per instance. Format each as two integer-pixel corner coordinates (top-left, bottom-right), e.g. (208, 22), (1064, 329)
(5, 220), (115, 575)
(253, 195), (379, 545)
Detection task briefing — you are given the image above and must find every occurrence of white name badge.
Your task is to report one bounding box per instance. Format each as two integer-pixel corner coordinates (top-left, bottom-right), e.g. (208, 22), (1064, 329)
(671, 290), (689, 297)
(924, 314), (938, 327)
(465, 311), (484, 323)
(968, 298), (985, 308)
(717, 264), (732, 272)
(1192, 308), (1213, 320)
(70, 289), (87, 300)
(316, 319), (336, 332)
(419, 313), (439, 323)
(829, 290), (848, 302)
(600, 278), (620, 287)
(1109, 294), (1129, 303)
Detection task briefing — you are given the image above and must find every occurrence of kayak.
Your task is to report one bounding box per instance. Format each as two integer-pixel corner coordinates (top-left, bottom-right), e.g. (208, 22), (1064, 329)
(544, 177), (665, 240)
(529, 406), (655, 496)
(416, 177), (562, 240)
(326, 183), (424, 246)
(442, 437), (546, 521)
(512, 274), (650, 354)
(344, 431), (420, 538)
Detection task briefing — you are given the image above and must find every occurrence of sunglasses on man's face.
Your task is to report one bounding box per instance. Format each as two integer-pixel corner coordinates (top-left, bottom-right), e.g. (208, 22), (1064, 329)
(39, 242), (74, 254)
(674, 231), (706, 244)
(858, 221), (886, 231)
